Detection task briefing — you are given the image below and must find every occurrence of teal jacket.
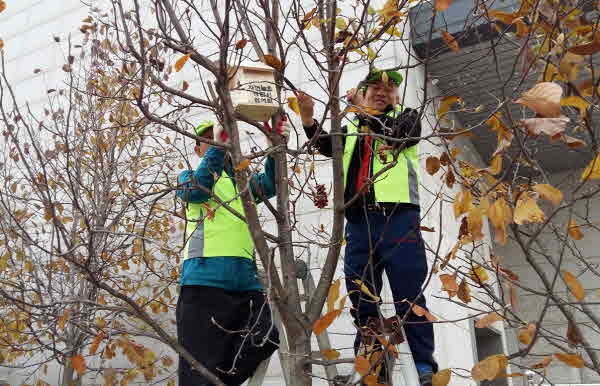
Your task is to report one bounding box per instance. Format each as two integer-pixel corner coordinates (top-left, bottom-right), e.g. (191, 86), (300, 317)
(176, 147), (276, 291)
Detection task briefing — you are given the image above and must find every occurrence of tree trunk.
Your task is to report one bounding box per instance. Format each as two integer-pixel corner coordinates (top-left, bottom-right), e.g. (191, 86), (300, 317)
(287, 332), (312, 386)
(60, 364), (81, 386)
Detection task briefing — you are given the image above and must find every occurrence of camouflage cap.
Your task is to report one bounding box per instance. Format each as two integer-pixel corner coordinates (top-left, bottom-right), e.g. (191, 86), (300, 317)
(359, 68), (403, 91)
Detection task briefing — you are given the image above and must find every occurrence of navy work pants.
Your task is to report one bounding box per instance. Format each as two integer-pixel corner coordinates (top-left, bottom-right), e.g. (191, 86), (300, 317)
(176, 285), (279, 386)
(344, 207), (437, 372)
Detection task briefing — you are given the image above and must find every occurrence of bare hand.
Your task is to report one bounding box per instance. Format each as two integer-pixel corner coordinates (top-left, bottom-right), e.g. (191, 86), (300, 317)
(295, 91), (315, 127)
(346, 88), (364, 106)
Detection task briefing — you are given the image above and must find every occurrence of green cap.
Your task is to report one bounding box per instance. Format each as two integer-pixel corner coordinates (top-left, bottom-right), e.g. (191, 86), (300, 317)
(361, 68), (403, 89)
(194, 120), (214, 137)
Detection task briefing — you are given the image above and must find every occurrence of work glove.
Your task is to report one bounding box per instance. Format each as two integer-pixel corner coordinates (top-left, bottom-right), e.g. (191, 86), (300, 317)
(212, 123), (229, 144)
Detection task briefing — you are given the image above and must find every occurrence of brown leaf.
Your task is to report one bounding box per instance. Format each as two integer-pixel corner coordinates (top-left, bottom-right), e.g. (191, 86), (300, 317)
(0, 39), (4, 50)
(182, 80), (189, 91)
(420, 226), (435, 232)
(174, 54), (191, 72)
(568, 39), (600, 55)
(559, 52), (584, 82)
(426, 156), (441, 175)
(561, 96), (590, 117)
(313, 310), (342, 335)
(471, 354), (508, 381)
(235, 39), (248, 50)
(582, 154), (600, 181)
(457, 278), (471, 303)
(513, 194), (545, 225)
(412, 304), (438, 321)
(301, 7), (317, 24)
(445, 169), (455, 188)
(533, 184), (563, 206)
(70, 355), (87, 375)
(560, 135), (586, 149)
(515, 82), (563, 118)
(321, 349), (341, 360)
(568, 218), (584, 240)
(376, 336), (399, 358)
(554, 353), (585, 368)
(562, 271), (585, 301)
(327, 278), (341, 313)
(355, 355), (371, 376)
(441, 31), (460, 52)
(440, 274), (458, 297)
(487, 10), (517, 24)
(567, 321), (583, 345)
(0, 1), (5, 13)
(467, 207), (485, 241)
(432, 369), (452, 386)
(532, 356), (553, 369)
(517, 323), (536, 345)
(475, 312), (503, 328)
(234, 159), (251, 171)
(262, 55), (284, 72)
(520, 116), (569, 137)
(434, 0), (453, 11)
(89, 332), (106, 355)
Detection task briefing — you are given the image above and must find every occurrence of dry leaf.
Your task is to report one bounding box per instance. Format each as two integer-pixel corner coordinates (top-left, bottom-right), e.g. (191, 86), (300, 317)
(515, 82), (563, 118)
(559, 52), (584, 81)
(412, 304), (438, 321)
(313, 309), (342, 335)
(520, 117), (569, 137)
(517, 323), (536, 345)
(301, 7), (317, 24)
(488, 197), (513, 245)
(435, 0), (453, 11)
(432, 369), (452, 386)
(562, 271), (585, 301)
(441, 31), (460, 52)
(581, 154), (600, 180)
(353, 279), (381, 301)
(486, 155), (503, 175)
(321, 349), (341, 360)
(327, 279), (341, 313)
(439, 274), (459, 297)
(567, 218), (584, 240)
(262, 55), (284, 72)
(234, 159), (251, 171)
(346, 105), (383, 116)
(453, 190), (473, 218)
(513, 194), (545, 225)
(446, 168), (455, 188)
(89, 332), (106, 355)
(235, 39), (248, 50)
(560, 135), (586, 148)
(457, 278), (471, 303)
(426, 156), (441, 175)
(287, 97), (300, 115)
(487, 10), (517, 24)
(561, 96), (590, 117)
(532, 356), (553, 369)
(471, 265), (489, 283)
(471, 354), (508, 381)
(533, 184), (563, 206)
(174, 54), (191, 72)
(475, 312), (503, 328)
(438, 96), (462, 118)
(568, 40), (600, 55)
(355, 355), (371, 375)
(182, 80), (189, 91)
(567, 321), (583, 345)
(70, 355), (87, 375)
(0, 2), (6, 13)
(376, 336), (399, 358)
(554, 353), (585, 368)
(467, 207), (485, 241)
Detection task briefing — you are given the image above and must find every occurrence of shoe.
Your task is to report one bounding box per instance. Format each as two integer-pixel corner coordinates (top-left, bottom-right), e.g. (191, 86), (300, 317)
(419, 371), (433, 386)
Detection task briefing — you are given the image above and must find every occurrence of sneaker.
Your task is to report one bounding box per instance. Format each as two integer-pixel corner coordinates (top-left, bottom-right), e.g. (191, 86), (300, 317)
(419, 371), (433, 386)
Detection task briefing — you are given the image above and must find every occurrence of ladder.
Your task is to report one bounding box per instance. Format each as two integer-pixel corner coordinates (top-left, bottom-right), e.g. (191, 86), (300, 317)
(249, 266), (421, 385)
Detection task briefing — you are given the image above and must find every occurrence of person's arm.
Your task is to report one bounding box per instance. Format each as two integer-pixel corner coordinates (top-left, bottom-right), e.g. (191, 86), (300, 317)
(390, 107), (422, 149)
(302, 120), (338, 157)
(248, 155), (276, 202)
(176, 146), (225, 202)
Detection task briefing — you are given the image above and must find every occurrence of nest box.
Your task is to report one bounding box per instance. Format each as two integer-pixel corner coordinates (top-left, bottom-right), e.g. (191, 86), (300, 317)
(228, 64), (279, 121)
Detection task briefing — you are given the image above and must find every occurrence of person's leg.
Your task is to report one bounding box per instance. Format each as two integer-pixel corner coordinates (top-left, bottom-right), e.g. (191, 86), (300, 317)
(176, 285), (241, 386)
(378, 208), (438, 374)
(219, 291), (280, 385)
(343, 214), (385, 354)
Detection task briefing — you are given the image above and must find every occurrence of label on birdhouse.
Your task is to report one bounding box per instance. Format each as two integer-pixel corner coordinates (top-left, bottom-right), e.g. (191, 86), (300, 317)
(247, 84), (274, 104)
(229, 65), (279, 121)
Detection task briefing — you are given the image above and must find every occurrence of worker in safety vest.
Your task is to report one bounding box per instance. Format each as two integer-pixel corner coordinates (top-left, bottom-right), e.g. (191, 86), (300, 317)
(296, 69), (437, 385)
(175, 120), (285, 385)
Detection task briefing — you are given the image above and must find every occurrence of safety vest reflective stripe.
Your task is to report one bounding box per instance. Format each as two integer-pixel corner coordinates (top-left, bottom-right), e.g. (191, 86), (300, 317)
(183, 169), (254, 260)
(342, 105), (420, 206)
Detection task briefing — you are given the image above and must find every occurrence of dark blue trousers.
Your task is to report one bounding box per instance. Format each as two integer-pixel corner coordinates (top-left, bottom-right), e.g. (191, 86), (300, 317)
(344, 207), (438, 373)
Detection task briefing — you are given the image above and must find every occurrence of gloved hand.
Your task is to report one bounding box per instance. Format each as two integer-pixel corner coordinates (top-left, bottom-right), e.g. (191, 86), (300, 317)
(212, 123), (229, 144)
(265, 115), (290, 146)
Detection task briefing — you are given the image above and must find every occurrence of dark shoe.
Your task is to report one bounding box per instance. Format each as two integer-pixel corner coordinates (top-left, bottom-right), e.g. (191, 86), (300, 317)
(419, 372), (433, 386)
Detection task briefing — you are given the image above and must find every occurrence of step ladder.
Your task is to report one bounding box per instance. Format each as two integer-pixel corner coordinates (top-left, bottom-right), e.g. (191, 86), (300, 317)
(249, 264), (421, 385)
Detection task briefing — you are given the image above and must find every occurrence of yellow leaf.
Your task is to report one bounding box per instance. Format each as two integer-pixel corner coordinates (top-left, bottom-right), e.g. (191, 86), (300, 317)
(70, 355), (87, 375)
(262, 54), (284, 72)
(561, 96), (590, 117)
(453, 190), (472, 218)
(234, 159), (251, 171)
(475, 312), (503, 328)
(568, 218), (584, 240)
(287, 97), (300, 115)
(554, 353), (585, 368)
(313, 310), (342, 335)
(533, 184), (563, 206)
(432, 369), (452, 386)
(366, 46), (377, 61)
(346, 105), (382, 116)
(174, 54), (190, 72)
(517, 323), (536, 345)
(439, 274), (458, 297)
(327, 278), (341, 313)
(515, 82), (563, 118)
(559, 52), (584, 82)
(581, 154), (600, 180)
(426, 156), (441, 175)
(467, 207), (485, 241)
(472, 354), (508, 381)
(513, 194), (545, 225)
(58, 310), (70, 330)
(487, 10), (517, 24)
(353, 279), (380, 301)
(335, 17), (347, 30)
(471, 265), (489, 283)
(441, 31), (460, 52)
(321, 349), (340, 360)
(437, 95), (462, 118)
(434, 0), (453, 11)
(562, 271), (585, 301)
(355, 355), (371, 376)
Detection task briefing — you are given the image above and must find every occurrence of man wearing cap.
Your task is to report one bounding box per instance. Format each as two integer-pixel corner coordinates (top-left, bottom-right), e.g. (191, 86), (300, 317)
(297, 69), (437, 385)
(175, 121), (286, 385)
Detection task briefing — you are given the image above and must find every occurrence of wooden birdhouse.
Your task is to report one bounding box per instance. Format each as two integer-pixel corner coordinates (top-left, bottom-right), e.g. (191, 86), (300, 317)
(228, 64), (279, 121)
